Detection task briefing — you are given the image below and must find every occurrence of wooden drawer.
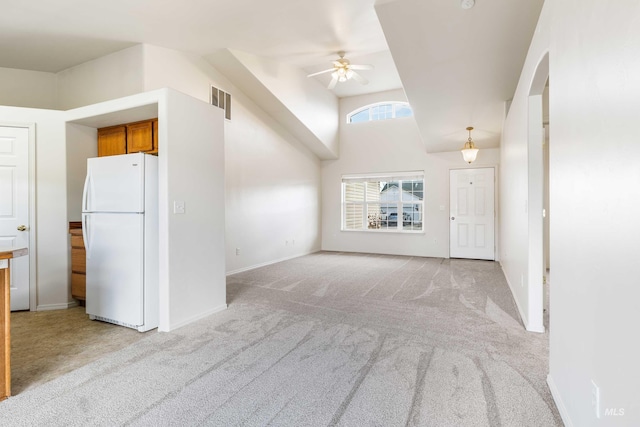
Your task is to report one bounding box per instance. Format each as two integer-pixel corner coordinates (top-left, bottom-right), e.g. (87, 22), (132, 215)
(71, 273), (86, 300)
(71, 247), (86, 273)
(69, 222), (86, 302)
(70, 235), (84, 248)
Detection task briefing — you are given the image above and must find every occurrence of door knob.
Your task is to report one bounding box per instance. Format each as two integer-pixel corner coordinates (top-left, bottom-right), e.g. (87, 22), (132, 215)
(450, 217), (455, 220)
(17, 225), (27, 231)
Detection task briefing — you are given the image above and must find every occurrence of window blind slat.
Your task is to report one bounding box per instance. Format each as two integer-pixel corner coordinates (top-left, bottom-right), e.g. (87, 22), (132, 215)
(342, 171), (424, 183)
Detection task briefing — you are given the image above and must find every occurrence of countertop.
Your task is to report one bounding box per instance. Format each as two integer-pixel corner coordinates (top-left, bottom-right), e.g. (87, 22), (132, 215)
(0, 248), (28, 262)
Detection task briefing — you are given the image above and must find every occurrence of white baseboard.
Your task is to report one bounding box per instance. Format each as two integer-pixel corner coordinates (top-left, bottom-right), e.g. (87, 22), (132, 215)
(527, 322), (545, 333)
(500, 262), (530, 331)
(36, 301), (78, 311)
(226, 249), (320, 276)
(500, 262), (545, 333)
(165, 304), (228, 332)
(547, 374), (573, 427)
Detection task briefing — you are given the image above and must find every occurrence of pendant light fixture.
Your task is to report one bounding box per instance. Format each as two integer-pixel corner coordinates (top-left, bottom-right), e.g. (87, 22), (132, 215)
(461, 126), (479, 164)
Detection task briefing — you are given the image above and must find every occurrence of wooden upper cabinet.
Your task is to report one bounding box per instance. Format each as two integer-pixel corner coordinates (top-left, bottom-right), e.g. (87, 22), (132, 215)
(126, 121), (154, 153)
(97, 119), (158, 157)
(97, 126), (127, 157)
(152, 119), (158, 154)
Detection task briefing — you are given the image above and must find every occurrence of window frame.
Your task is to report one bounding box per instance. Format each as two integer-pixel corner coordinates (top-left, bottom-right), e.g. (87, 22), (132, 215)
(346, 102), (413, 124)
(341, 171), (424, 233)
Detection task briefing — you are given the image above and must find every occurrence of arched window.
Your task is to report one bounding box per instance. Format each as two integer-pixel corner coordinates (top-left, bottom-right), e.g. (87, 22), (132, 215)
(347, 102), (413, 123)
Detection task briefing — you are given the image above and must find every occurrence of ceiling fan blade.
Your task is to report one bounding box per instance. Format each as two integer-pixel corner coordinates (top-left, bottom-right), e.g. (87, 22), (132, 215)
(351, 71), (369, 85)
(349, 64), (374, 71)
(328, 75), (338, 90)
(307, 68), (335, 78)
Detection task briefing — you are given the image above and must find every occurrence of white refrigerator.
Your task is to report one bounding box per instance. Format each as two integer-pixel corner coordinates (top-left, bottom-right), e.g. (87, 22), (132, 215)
(82, 152), (158, 332)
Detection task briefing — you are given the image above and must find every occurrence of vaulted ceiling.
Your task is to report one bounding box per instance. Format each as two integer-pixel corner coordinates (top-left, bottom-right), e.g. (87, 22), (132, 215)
(0, 0), (544, 153)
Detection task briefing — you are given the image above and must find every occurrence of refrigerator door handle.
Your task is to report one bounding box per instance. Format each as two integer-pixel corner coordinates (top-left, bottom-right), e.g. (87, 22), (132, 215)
(82, 214), (91, 259)
(82, 173), (91, 212)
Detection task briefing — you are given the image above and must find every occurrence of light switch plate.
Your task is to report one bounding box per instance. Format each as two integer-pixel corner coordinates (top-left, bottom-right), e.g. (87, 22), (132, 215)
(173, 201), (185, 214)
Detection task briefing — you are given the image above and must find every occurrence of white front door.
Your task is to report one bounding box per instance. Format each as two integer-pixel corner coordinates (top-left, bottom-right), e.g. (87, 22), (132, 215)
(0, 126), (30, 310)
(450, 168), (495, 260)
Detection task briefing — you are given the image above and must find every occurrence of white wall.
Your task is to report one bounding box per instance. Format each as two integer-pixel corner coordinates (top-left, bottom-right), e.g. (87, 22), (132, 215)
(142, 45), (213, 104)
(56, 45), (145, 110)
(0, 67), (57, 109)
(160, 89), (227, 330)
(143, 45), (322, 274)
(499, 6), (551, 333)
(222, 49), (339, 158)
(0, 106), (69, 309)
(0, 45), (144, 111)
(1, 44), (319, 319)
(64, 89), (228, 332)
(65, 124), (97, 221)
(322, 89), (499, 258)
(223, 95), (321, 273)
(501, 1), (640, 425)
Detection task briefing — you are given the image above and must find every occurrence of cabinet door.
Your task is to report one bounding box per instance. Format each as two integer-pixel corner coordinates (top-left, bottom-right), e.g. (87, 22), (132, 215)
(69, 230), (86, 300)
(126, 121), (153, 153)
(71, 247), (86, 273)
(97, 126), (127, 157)
(70, 234), (84, 250)
(71, 273), (86, 300)
(151, 119), (158, 154)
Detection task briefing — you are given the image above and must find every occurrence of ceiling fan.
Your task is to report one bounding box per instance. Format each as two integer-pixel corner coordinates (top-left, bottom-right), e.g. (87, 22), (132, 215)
(307, 51), (374, 89)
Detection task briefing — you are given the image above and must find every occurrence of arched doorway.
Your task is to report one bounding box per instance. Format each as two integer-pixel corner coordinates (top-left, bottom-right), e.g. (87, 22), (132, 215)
(527, 52), (549, 332)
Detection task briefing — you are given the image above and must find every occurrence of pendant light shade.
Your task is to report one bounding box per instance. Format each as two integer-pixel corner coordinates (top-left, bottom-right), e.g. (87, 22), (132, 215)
(461, 126), (479, 164)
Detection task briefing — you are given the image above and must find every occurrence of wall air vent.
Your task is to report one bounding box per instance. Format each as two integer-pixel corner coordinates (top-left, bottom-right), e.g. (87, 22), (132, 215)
(210, 86), (231, 120)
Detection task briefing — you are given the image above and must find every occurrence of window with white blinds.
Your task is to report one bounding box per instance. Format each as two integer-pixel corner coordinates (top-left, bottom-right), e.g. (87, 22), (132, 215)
(342, 172), (424, 232)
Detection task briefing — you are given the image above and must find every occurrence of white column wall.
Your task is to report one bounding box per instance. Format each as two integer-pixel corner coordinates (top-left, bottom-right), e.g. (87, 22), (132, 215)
(160, 89), (227, 331)
(499, 5), (551, 332)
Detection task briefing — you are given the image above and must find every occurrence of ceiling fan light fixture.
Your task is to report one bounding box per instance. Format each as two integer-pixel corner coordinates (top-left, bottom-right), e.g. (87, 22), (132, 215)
(331, 70), (347, 82)
(461, 126), (479, 164)
(307, 51), (373, 89)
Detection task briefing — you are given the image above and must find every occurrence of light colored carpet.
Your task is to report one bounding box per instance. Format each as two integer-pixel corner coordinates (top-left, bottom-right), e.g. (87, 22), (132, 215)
(0, 252), (561, 426)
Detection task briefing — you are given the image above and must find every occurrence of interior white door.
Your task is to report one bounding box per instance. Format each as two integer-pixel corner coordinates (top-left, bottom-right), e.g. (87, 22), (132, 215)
(450, 168), (495, 260)
(0, 126), (30, 310)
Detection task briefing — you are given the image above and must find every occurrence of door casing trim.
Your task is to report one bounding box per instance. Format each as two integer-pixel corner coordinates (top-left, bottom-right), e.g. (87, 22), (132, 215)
(448, 165), (498, 261)
(0, 122), (37, 311)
